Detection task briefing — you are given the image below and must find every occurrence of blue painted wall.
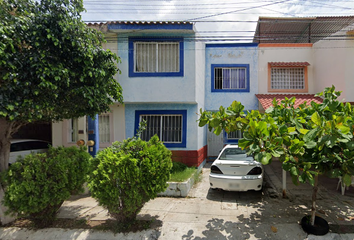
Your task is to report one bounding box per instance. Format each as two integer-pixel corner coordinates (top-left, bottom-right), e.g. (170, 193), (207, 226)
(117, 32), (199, 104)
(205, 43), (259, 111)
(125, 103), (201, 151)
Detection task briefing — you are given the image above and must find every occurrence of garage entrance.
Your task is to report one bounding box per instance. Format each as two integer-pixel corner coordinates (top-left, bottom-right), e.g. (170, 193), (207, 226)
(207, 130), (224, 160)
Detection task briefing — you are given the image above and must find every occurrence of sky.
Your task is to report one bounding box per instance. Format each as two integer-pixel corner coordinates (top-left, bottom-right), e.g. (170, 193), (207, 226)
(81, 0), (354, 42)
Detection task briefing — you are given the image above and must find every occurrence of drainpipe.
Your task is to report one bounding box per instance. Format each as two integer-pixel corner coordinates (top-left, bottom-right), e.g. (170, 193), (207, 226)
(87, 115), (99, 157)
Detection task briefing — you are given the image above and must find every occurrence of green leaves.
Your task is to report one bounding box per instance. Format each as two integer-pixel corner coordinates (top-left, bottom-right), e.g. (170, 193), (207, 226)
(311, 112), (322, 126)
(88, 135), (172, 223)
(0, 0), (123, 123)
(255, 151), (272, 165)
(198, 86), (354, 187)
(2, 146), (91, 227)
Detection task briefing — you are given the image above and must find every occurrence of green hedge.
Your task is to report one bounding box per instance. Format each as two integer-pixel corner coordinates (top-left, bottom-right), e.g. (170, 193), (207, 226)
(88, 135), (172, 223)
(2, 146), (91, 227)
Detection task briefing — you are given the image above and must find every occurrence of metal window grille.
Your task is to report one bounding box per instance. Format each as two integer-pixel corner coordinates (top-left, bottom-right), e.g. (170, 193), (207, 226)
(140, 114), (182, 143)
(69, 118), (78, 143)
(214, 67), (247, 90)
(135, 42), (179, 73)
(227, 130), (243, 139)
(99, 114), (110, 143)
(271, 67), (305, 89)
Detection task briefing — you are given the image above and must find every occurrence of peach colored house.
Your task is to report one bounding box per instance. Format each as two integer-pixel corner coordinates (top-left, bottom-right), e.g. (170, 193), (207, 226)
(254, 16), (354, 111)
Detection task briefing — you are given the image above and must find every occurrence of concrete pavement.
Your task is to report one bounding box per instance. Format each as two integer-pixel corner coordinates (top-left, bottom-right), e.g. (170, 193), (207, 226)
(0, 161), (353, 239)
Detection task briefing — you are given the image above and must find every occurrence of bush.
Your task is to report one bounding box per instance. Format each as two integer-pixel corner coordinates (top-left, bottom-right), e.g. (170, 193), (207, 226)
(88, 135), (172, 224)
(170, 161), (188, 174)
(1, 146), (91, 227)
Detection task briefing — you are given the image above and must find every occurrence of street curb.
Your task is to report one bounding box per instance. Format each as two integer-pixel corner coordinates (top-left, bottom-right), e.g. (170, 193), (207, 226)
(158, 159), (206, 197)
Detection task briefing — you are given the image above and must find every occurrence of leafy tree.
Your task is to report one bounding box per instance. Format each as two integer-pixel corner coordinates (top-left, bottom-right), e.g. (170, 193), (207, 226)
(198, 86), (354, 226)
(0, 0), (123, 172)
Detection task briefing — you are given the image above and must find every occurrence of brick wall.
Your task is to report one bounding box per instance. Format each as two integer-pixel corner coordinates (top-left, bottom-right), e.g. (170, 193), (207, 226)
(171, 145), (207, 167)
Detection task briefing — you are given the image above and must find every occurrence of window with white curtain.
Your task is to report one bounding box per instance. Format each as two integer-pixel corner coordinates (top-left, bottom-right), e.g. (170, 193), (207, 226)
(139, 114), (182, 143)
(68, 118), (78, 143)
(134, 42), (179, 73)
(271, 67), (305, 90)
(98, 114), (110, 143)
(214, 67), (247, 90)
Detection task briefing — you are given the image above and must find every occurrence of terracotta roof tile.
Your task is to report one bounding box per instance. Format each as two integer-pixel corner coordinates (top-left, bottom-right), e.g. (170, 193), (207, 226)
(255, 94), (323, 110)
(269, 62), (310, 67)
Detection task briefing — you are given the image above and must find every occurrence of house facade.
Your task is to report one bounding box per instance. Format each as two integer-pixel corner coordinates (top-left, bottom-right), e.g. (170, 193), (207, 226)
(51, 16), (354, 167)
(204, 43), (258, 157)
(53, 21), (208, 167)
(254, 16), (354, 110)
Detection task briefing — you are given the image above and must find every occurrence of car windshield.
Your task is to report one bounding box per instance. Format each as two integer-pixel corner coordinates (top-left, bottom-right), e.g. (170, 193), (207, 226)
(219, 148), (248, 160)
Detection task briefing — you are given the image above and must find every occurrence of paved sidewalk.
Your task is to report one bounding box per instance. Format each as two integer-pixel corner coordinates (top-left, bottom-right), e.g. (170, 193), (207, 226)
(0, 162), (353, 240)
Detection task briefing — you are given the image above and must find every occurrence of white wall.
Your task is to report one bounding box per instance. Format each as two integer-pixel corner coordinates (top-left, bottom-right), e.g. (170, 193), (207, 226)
(195, 41), (207, 149)
(313, 32), (354, 101)
(52, 121), (62, 147)
(111, 104), (125, 142)
(258, 45), (314, 94)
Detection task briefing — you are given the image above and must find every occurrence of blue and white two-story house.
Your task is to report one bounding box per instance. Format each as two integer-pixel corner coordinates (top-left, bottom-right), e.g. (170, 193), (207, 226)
(51, 21), (261, 167)
(52, 21), (209, 167)
(204, 43), (258, 158)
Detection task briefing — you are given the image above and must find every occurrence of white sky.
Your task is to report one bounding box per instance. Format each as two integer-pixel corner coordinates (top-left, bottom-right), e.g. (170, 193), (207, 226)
(82, 0), (354, 42)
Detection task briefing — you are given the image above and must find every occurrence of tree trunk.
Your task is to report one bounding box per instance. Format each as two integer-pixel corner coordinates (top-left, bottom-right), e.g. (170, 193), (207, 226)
(0, 184), (16, 225)
(310, 175), (319, 226)
(0, 118), (22, 225)
(0, 119), (12, 173)
(0, 118), (23, 173)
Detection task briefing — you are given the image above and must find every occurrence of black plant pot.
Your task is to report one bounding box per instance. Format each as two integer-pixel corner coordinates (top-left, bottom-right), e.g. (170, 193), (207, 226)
(301, 215), (329, 236)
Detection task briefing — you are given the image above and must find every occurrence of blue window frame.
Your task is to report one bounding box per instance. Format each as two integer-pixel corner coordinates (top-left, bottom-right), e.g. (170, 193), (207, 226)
(211, 64), (250, 92)
(135, 110), (187, 148)
(129, 37), (184, 77)
(224, 130), (243, 144)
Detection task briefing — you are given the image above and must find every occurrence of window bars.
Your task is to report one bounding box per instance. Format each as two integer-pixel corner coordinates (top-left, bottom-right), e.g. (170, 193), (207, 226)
(214, 67), (247, 90)
(227, 130), (243, 139)
(69, 118), (78, 143)
(99, 114), (110, 143)
(271, 68), (304, 89)
(140, 114), (182, 143)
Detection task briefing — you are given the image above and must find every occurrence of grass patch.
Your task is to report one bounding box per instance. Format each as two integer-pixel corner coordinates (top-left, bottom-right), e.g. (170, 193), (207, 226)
(169, 162), (197, 182)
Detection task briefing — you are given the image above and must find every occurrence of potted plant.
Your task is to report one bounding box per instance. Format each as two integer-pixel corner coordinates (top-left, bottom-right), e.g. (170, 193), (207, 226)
(198, 86), (354, 235)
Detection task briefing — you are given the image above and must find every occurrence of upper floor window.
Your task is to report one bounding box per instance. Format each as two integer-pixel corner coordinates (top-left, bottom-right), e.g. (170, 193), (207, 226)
(135, 110), (187, 148)
(211, 64), (250, 92)
(268, 62), (309, 93)
(129, 38), (184, 77)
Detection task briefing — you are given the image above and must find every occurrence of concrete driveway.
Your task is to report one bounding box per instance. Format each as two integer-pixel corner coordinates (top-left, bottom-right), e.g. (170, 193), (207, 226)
(0, 162), (353, 240)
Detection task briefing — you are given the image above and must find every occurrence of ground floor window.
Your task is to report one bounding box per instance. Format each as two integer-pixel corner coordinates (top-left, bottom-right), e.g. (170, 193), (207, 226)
(68, 118), (78, 143)
(225, 130), (243, 144)
(98, 114), (110, 144)
(135, 110), (187, 148)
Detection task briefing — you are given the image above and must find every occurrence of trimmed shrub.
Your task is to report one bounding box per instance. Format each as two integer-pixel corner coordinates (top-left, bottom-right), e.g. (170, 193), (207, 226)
(1, 146), (91, 227)
(170, 161), (188, 174)
(88, 135), (172, 224)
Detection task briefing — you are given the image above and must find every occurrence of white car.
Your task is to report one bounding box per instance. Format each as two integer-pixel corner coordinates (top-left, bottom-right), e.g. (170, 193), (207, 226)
(209, 144), (263, 191)
(9, 139), (51, 164)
